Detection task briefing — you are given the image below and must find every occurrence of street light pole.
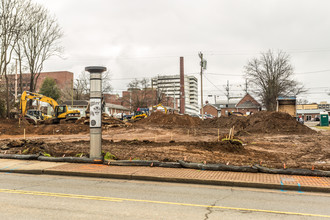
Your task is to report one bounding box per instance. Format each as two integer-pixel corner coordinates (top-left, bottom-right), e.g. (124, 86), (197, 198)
(85, 66), (107, 160)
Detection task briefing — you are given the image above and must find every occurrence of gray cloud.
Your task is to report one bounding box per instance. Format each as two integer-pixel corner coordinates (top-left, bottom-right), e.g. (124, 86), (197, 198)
(35, 0), (330, 103)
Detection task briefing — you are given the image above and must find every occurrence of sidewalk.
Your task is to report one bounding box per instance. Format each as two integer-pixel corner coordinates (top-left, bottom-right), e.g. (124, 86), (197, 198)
(1, 159), (330, 193)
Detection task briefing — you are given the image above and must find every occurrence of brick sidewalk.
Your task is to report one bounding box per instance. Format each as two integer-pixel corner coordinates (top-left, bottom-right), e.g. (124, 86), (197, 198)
(1, 159), (330, 193)
(46, 163), (330, 192)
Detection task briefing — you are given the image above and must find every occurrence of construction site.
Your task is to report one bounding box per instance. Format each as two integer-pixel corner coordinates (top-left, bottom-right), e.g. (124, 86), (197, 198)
(0, 110), (329, 171)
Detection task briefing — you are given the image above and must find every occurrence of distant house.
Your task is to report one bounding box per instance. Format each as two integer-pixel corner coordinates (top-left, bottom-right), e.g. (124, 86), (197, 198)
(296, 109), (327, 121)
(201, 103), (222, 117)
(234, 93), (262, 115)
(104, 103), (130, 116)
(63, 100), (88, 117)
(201, 93), (261, 117)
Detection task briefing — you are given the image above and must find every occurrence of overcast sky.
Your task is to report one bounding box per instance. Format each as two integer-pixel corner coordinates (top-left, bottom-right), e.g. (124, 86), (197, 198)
(35, 0), (330, 104)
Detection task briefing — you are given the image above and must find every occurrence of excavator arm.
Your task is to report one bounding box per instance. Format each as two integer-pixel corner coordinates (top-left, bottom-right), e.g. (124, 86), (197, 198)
(152, 103), (167, 114)
(20, 91), (59, 116)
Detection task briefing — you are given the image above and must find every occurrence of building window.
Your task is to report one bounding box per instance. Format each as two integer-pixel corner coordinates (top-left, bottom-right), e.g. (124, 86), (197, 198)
(306, 115), (312, 121)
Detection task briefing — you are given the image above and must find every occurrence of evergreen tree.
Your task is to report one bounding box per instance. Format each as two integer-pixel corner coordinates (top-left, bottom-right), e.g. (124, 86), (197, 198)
(39, 77), (61, 101)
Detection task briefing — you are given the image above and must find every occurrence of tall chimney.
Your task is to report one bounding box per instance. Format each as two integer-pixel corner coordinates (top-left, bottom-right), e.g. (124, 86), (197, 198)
(180, 57), (185, 114)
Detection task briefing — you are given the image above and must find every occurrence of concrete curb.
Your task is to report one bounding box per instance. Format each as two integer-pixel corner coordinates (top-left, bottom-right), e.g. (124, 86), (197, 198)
(2, 168), (330, 193)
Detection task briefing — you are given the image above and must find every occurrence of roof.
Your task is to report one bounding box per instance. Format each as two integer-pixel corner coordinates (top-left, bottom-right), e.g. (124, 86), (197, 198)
(202, 103), (221, 110)
(277, 96), (296, 100)
(215, 99), (240, 105)
(105, 103), (129, 111)
(236, 100), (261, 109)
(236, 93), (261, 108)
(63, 100), (88, 106)
(296, 109), (327, 114)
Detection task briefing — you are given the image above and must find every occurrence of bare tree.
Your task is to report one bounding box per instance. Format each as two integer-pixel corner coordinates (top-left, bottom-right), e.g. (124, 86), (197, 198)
(244, 50), (306, 111)
(19, 3), (63, 93)
(0, 0), (28, 117)
(62, 70), (113, 101)
(297, 99), (309, 105)
(125, 78), (154, 110)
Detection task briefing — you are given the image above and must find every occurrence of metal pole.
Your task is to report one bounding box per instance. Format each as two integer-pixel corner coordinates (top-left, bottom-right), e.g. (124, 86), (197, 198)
(71, 80), (73, 108)
(199, 52), (204, 120)
(85, 66), (106, 160)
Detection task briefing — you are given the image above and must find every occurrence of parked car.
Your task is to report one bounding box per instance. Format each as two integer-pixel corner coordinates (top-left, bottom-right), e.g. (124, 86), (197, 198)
(204, 114), (215, 119)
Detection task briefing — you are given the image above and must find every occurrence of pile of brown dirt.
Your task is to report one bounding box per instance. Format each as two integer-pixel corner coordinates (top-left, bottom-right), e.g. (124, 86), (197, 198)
(137, 112), (201, 127)
(0, 118), (90, 135)
(1, 139), (46, 154)
(204, 111), (315, 135)
(240, 111), (316, 135)
(203, 115), (247, 130)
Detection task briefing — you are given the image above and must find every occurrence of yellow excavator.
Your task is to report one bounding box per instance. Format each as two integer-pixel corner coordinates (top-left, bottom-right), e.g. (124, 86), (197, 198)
(20, 91), (80, 124)
(152, 103), (168, 114)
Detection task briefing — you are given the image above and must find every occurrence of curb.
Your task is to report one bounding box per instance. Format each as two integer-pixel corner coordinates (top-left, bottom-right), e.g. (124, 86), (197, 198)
(2, 168), (330, 193)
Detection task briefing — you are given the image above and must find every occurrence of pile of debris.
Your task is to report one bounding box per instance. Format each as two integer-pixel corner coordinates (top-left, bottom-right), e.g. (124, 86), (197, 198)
(137, 112), (201, 127)
(0, 139), (46, 154)
(76, 113), (131, 128)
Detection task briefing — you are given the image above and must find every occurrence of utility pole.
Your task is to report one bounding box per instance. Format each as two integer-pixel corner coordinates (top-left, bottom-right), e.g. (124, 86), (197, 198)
(198, 52), (206, 120)
(225, 80), (230, 106)
(244, 79), (248, 94)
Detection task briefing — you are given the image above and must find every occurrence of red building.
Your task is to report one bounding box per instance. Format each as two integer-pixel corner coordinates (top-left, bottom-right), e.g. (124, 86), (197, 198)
(201, 93), (261, 117)
(4, 71), (73, 94)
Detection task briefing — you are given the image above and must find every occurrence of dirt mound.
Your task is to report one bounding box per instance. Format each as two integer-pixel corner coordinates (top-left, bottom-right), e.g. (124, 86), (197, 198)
(0, 118), (89, 135)
(137, 112), (201, 127)
(204, 115), (247, 130)
(240, 111), (315, 135)
(1, 139), (46, 154)
(205, 111), (315, 135)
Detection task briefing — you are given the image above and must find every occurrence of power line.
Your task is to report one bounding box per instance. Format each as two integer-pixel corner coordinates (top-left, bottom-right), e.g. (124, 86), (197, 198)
(295, 69), (330, 75)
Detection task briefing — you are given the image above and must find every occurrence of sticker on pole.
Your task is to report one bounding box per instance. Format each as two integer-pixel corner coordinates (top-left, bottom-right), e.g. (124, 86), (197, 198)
(90, 98), (102, 128)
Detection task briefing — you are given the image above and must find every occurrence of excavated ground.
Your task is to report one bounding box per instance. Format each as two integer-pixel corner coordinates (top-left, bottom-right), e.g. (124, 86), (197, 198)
(0, 111), (329, 170)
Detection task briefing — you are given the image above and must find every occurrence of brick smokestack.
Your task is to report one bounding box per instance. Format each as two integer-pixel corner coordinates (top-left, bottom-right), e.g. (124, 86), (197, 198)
(180, 57), (185, 114)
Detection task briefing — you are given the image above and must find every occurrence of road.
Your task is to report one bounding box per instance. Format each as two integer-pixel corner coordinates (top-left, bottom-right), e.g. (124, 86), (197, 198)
(0, 173), (330, 219)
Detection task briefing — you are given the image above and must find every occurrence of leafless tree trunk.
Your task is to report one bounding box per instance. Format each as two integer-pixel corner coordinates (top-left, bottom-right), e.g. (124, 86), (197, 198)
(244, 50), (306, 111)
(70, 70), (112, 101)
(19, 3), (63, 93)
(126, 78), (151, 110)
(0, 0), (28, 117)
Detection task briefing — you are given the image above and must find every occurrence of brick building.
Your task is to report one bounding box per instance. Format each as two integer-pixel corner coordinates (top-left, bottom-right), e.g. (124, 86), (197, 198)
(4, 71), (73, 94)
(201, 93), (261, 117)
(201, 103), (221, 117)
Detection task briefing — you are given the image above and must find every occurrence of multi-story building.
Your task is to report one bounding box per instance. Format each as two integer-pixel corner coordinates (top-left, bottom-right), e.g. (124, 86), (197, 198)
(2, 71), (73, 95)
(318, 101), (330, 110)
(151, 75), (199, 114)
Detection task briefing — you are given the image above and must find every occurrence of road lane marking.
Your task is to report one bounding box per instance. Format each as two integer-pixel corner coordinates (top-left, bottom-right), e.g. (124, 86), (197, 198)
(0, 189), (122, 202)
(1, 188), (330, 218)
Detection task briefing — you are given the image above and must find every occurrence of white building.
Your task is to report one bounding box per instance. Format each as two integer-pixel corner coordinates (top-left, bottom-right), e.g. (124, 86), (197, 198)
(151, 75), (199, 114)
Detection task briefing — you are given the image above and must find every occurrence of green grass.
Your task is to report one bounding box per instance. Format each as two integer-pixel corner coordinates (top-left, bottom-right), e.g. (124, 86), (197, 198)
(104, 152), (117, 160)
(315, 126), (330, 130)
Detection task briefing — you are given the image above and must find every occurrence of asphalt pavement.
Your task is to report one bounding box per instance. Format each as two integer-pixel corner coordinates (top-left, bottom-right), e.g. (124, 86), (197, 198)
(1, 173), (330, 219)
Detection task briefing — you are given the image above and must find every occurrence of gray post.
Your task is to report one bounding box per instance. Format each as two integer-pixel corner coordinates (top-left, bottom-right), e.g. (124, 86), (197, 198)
(85, 66), (106, 159)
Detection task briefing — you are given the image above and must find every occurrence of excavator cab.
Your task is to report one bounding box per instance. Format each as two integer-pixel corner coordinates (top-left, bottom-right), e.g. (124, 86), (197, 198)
(54, 106), (66, 117)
